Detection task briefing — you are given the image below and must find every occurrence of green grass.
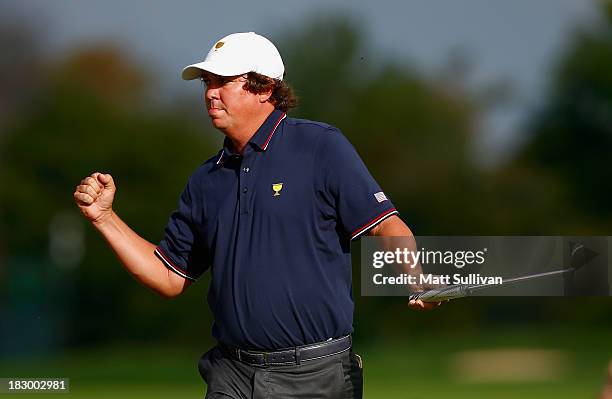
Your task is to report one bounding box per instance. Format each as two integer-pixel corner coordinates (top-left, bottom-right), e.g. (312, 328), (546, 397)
(1, 327), (610, 398)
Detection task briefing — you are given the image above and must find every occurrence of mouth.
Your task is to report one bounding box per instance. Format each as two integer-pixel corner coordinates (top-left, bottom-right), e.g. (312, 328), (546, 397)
(208, 107), (224, 117)
(208, 99), (225, 116)
(208, 105), (223, 113)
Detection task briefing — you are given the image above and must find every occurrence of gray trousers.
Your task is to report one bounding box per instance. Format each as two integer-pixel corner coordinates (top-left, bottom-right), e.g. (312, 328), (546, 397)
(198, 344), (363, 399)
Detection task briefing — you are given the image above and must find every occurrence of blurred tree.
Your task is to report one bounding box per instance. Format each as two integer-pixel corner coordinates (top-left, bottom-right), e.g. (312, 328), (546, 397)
(0, 45), (217, 345)
(277, 15), (363, 122)
(0, 14), (46, 285)
(517, 1), (612, 230)
(51, 45), (148, 110)
(474, 2), (612, 327)
(0, 16), (44, 137)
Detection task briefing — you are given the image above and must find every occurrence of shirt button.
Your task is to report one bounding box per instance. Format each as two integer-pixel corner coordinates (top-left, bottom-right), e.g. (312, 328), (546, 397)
(242, 187), (248, 193)
(243, 167), (250, 173)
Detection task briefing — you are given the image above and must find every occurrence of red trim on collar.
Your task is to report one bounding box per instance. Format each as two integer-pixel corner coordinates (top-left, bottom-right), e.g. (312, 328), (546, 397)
(262, 113), (286, 151)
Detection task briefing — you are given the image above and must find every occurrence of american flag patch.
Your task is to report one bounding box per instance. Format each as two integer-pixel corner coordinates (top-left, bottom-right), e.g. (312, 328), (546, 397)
(374, 192), (388, 203)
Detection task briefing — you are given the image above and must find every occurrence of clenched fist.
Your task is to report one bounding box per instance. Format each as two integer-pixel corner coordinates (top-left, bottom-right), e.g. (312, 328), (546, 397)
(73, 172), (116, 224)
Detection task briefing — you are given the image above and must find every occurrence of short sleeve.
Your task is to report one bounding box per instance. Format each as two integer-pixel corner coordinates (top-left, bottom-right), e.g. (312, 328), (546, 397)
(317, 128), (399, 240)
(155, 177), (208, 281)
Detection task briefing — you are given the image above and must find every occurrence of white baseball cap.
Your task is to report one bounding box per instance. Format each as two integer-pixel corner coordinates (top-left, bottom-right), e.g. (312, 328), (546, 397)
(182, 32), (284, 81)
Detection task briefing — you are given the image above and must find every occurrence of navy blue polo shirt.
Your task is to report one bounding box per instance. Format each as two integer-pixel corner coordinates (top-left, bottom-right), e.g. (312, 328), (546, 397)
(155, 109), (397, 350)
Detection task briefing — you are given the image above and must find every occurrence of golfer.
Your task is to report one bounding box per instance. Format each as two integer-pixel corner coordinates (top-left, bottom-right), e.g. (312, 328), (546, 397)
(73, 32), (433, 398)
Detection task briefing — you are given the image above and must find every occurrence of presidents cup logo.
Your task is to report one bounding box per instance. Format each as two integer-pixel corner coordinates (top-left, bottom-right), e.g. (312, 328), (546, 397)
(272, 182), (283, 197)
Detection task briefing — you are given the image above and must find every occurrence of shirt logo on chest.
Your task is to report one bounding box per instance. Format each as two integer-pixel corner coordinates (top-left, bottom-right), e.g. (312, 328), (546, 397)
(272, 182), (283, 197)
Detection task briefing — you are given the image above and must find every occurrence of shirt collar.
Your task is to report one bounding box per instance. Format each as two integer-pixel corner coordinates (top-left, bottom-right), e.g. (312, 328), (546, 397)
(216, 109), (286, 166)
(249, 109), (286, 151)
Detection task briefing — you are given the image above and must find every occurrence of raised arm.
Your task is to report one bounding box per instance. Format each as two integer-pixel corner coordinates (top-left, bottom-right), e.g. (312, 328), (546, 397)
(73, 172), (191, 298)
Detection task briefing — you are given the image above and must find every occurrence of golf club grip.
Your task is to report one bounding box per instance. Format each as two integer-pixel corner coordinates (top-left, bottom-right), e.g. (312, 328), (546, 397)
(409, 285), (470, 302)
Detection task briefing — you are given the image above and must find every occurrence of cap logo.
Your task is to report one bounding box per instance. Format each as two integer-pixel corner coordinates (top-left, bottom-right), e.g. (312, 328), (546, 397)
(215, 41), (225, 49)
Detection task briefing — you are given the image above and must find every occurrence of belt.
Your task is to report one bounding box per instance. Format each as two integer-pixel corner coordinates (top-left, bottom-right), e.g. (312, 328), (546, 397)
(222, 335), (352, 367)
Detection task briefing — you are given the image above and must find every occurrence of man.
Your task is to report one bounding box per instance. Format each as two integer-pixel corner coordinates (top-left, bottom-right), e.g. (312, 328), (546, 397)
(73, 32), (434, 399)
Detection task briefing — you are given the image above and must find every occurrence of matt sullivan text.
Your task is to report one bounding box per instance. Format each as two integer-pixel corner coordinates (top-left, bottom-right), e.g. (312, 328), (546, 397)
(372, 273), (503, 285)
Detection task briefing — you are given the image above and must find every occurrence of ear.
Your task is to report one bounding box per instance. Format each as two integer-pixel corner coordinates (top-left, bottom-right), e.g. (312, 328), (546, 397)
(258, 89), (273, 103)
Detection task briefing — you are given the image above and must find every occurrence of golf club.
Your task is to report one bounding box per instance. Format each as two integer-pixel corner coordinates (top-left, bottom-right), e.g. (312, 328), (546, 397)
(409, 243), (595, 302)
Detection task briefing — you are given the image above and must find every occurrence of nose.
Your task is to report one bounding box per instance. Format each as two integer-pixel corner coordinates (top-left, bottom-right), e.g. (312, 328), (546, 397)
(204, 86), (220, 110)
(205, 86), (218, 102)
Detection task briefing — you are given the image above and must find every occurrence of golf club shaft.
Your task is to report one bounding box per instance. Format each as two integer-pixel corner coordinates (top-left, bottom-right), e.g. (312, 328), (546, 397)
(410, 267), (576, 302)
